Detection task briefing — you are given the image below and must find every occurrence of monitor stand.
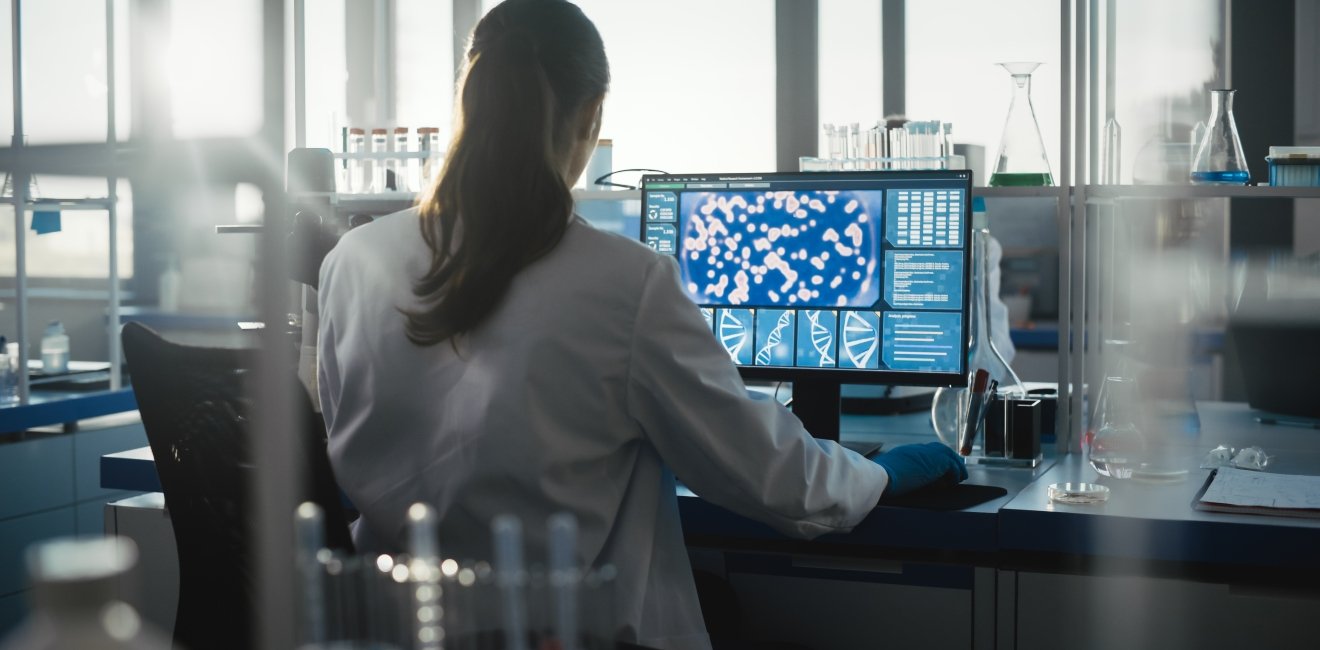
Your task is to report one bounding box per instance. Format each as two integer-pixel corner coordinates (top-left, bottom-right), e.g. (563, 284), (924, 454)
(791, 377), (840, 441)
(792, 378), (885, 458)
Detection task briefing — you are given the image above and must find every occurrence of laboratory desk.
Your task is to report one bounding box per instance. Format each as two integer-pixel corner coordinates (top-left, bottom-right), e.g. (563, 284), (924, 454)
(99, 403), (1320, 650)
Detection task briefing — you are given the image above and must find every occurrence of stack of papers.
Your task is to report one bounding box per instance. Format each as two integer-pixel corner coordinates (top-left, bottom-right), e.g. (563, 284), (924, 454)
(1195, 467), (1320, 519)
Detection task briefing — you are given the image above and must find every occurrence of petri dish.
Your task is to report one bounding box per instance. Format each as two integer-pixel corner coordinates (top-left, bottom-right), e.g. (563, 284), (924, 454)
(1048, 482), (1110, 504)
(1131, 464), (1189, 483)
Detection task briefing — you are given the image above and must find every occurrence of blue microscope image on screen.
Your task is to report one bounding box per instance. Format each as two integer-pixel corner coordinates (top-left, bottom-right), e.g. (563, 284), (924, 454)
(839, 311), (881, 369)
(679, 190), (883, 309)
(753, 309), (796, 366)
(796, 310), (838, 367)
(715, 308), (754, 365)
(883, 250), (964, 310)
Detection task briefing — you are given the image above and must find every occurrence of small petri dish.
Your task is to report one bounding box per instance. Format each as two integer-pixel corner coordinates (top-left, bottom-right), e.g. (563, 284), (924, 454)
(1131, 464), (1189, 483)
(1048, 482), (1110, 504)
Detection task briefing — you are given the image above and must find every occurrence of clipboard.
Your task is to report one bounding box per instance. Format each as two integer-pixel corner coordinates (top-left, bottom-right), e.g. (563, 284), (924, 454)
(1192, 468), (1320, 520)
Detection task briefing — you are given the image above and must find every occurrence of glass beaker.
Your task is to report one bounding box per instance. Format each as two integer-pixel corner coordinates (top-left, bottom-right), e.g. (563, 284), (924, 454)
(1088, 376), (1146, 479)
(989, 62), (1053, 187)
(1190, 89), (1249, 185)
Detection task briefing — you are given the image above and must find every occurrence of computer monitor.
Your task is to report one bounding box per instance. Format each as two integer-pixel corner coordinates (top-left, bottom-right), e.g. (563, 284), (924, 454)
(640, 169), (973, 440)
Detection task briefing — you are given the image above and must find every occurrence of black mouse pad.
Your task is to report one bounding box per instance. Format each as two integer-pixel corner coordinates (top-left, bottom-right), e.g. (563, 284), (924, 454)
(877, 483), (1009, 511)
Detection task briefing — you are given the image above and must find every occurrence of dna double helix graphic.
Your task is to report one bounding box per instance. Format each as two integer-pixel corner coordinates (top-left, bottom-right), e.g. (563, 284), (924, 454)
(842, 311), (879, 369)
(717, 310), (748, 363)
(804, 311), (835, 367)
(755, 310), (793, 366)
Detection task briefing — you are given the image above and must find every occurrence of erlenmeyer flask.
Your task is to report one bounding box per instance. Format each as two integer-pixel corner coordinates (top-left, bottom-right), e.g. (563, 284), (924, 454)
(1190, 89), (1249, 185)
(989, 62), (1053, 187)
(1087, 376), (1146, 479)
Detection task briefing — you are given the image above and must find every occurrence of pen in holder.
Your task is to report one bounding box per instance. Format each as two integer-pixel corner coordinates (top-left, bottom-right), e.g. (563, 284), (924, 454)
(979, 396), (1044, 467)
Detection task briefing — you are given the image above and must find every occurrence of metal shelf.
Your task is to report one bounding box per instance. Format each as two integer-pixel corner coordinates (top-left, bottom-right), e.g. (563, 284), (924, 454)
(973, 186), (1065, 198)
(22, 197), (116, 211)
(1085, 184), (1320, 200)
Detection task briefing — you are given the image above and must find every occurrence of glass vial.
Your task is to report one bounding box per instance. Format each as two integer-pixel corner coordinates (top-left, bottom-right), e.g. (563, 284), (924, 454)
(1190, 89), (1249, 185)
(1101, 117), (1122, 184)
(346, 128), (366, 194)
(989, 62), (1054, 187)
(369, 128), (389, 194)
(389, 127), (410, 192)
(417, 127), (443, 189)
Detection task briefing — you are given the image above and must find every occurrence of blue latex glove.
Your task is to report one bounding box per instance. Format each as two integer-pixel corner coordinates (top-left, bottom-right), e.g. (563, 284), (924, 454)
(872, 442), (969, 496)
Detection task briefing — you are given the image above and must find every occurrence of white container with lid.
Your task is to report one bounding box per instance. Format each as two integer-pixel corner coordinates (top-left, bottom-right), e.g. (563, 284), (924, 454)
(40, 321), (69, 375)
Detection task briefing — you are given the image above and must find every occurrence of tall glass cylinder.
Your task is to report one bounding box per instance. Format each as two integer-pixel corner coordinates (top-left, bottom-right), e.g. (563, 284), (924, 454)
(1190, 89), (1249, 185)
(989, 62), (1053, 187)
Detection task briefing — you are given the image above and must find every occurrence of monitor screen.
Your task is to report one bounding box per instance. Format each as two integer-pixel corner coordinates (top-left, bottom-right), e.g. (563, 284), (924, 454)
(641, 170), (972, 387)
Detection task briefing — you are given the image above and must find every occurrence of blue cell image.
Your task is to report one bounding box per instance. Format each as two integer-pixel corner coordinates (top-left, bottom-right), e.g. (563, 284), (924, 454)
(884, 250), (965, 310)
(796, 310), (838, 368)
(839, 311), (881, 369)
(678, 190), (883, 309)
(885, 189), (964, 248)
(700, 308), (714, 332)
(753, 309), (796, 366)
(881, 311), (962, 372)
(715, 308), (755, 365)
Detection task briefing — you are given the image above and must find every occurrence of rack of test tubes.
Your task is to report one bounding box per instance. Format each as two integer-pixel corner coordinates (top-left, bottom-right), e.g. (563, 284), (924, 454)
(800, 121), (965, 172)
(337, 126), (447, 195)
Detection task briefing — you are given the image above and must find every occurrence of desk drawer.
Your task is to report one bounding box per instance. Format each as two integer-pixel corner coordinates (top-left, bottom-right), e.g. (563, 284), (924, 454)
(0, 436), (74, 521)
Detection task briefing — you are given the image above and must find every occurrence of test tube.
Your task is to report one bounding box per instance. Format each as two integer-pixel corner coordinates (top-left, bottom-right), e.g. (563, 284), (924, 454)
(408, 503), (442, 650)
(295, 502), (327, 647)
(548, 513), (579, 650)
(346, 128), (366, 194)
(390, 127), (411, 192)
(493, 515), (528, 650)
(369, 128), (388, 194)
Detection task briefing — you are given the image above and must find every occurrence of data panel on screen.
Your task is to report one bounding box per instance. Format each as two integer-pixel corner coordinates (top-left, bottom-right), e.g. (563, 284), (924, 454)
(643, 172), (968, 376)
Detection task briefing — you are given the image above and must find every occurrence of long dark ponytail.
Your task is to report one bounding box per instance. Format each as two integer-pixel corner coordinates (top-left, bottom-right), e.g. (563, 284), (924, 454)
(404, 0), (609, 346)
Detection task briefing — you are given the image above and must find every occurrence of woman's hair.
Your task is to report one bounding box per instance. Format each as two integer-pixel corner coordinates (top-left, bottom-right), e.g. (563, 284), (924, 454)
(404, 0), (609, 346)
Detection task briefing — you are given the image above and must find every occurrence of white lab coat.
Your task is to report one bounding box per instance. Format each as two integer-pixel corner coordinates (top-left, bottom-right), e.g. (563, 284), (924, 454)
(317, 208), (888, 650)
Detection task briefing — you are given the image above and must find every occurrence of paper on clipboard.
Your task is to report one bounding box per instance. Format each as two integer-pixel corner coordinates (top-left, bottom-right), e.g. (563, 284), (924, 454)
(1198, 467), (1320, 511)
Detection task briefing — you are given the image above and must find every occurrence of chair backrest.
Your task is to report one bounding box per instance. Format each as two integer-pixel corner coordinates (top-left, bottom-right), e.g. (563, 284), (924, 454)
(121, 321), (353, 650)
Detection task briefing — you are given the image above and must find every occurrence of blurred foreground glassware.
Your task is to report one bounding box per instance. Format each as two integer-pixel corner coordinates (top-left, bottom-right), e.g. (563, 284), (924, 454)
(0, 537), (170, 650)
(1190, 89), (1249, 185)
(1087, 376), (1146, 479)
(989, 62), (1053, 187)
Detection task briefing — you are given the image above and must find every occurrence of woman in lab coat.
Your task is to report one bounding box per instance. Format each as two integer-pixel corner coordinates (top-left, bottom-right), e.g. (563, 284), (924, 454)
(317, 1), (967, 648)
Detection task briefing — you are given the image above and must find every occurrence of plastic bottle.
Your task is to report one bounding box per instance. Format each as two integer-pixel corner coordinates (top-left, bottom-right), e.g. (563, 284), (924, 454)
(41, 321), (69, 375)
(0, 537), (170, 649)
(0, 337), (16, 405)
(157, 258), (181, 312)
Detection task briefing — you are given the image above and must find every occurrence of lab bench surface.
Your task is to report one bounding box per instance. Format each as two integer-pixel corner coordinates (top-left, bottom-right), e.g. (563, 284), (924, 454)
(99, 403), (1320, 574)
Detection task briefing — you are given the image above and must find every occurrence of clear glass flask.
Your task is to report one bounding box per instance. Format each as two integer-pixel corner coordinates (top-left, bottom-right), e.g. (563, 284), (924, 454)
(1190, 89), (1249, 185)
(989, 62), (1054, 187)
(346, 128), (366, 194)
(932, 200), (1024, 448)
(1088, 376), (1146, 479)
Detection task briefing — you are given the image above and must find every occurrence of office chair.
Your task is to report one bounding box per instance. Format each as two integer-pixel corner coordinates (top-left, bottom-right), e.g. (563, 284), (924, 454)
(121, 322), (354, 650)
